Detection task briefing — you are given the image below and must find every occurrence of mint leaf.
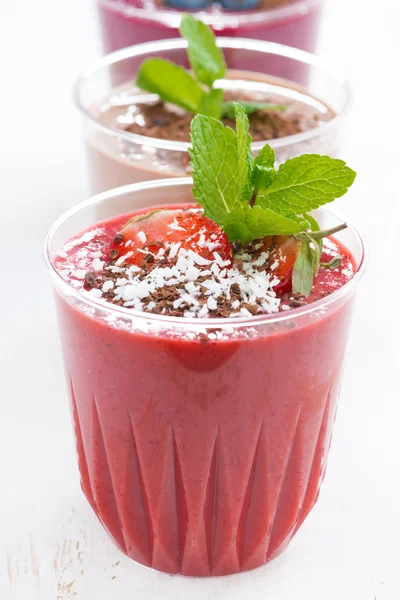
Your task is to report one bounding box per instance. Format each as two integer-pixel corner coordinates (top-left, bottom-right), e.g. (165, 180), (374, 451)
(136, 58), (203, 114)
(180, 14), (226, 88)
(251, 144), (276, 191)
(252, 165), (276, 192)
(223, 204), (306, 244)
(198, 89), (223, 119)
(256, 154), (357, 215)
(234, 103), (253, 202)
(221, 101), (286, 120)
(254, 144), (275, 170)
(321, 255), (342, 269)
(293, 224), (347, 295)
(292, 241), (315, 297)
(307, 234), (322, 274)
(189, 115), (246, 226)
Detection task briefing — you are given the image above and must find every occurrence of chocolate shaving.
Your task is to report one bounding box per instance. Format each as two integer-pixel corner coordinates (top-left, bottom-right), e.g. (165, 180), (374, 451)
(84, 271), (96, 289)
(289, 299), (307, 308)
(243, 303), (259, 315)
(143, 253), (155, 264)
(230, 283), (242, 298)
(113, 233), (124, 245)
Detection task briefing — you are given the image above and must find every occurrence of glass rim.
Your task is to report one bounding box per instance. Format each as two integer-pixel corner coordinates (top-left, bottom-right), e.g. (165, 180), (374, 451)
(73, 37), (351, 153)
(97, 0), (322, 28)
(44, 178), (367, 330)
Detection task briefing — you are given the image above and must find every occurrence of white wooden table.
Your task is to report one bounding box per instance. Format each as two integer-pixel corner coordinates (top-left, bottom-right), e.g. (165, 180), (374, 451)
(1, 0), (399, 597)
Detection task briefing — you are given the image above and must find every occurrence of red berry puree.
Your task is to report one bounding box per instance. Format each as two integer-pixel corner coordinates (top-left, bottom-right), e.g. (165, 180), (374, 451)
(53, 204), (357, 576)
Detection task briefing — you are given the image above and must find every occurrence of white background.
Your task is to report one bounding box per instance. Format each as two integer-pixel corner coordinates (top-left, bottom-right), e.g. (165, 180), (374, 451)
(1, 0), (399, 598)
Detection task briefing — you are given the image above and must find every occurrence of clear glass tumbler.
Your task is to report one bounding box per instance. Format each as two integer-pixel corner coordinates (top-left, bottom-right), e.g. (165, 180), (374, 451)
(44, 178), (365, 577)
(96, 0), (323, 55)
(75, 38), (350, 194)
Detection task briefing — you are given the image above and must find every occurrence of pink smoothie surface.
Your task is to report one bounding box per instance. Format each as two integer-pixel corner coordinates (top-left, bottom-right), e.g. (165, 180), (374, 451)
(53, 203), (357, 576)
(97, 0), (323, 57)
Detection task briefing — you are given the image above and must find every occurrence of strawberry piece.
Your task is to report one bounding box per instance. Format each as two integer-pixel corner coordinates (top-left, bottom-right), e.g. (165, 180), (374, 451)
(110, 209), (233, 268)
(261, 235), (301, 296)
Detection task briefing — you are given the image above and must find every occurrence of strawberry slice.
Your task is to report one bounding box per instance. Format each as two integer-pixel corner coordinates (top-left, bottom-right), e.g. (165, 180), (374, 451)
(261, 235), (301, 296)
(110, 209), (233, 268)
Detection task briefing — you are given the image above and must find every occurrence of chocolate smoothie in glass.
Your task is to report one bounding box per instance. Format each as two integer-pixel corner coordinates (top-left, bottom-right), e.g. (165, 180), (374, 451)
(75, 36), (349, 195)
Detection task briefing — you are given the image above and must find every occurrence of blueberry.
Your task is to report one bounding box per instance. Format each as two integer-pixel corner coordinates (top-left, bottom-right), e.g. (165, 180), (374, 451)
(151, 117), (167, 127)
(220, 0), (261, 9)
(164, 0), (210, 9)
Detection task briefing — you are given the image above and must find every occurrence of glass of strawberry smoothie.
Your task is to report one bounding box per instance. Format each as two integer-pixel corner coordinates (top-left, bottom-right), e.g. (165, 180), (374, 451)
(96, 0), (323, 55)
(45, 178), (365, 577)
(75, 39), (350, 195)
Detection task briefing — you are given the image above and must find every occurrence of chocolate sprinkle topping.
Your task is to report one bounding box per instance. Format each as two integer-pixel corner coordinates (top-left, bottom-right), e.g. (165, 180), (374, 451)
(84, 271), (96, 289)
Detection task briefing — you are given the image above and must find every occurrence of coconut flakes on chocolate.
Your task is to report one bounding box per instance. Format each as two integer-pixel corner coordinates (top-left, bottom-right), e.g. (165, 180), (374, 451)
(83, 243), (283, 318)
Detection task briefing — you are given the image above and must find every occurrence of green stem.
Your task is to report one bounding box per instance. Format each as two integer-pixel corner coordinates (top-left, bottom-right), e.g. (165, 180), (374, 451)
(249, 190), (258, 207)
(304, 222), (347, 241)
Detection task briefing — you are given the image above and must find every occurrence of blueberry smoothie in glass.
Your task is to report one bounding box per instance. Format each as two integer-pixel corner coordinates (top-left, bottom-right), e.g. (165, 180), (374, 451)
(45, 107), (365, 576)
(96, 0), (323, 56)
(76, 16), (349, 195)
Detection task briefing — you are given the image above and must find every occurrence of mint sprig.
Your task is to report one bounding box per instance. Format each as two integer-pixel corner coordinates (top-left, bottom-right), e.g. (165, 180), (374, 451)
(135, 14), (285, 120)
(180, 15), (226, 88)
(136, 58), (204, 114)
(189, 103), (356, 297)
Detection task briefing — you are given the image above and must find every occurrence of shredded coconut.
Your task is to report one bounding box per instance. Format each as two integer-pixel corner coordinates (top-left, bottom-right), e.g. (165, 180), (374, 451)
(74, 270), (87, 280)
(168, 218), (186, 232)
(168, 242), (181, 259)
(116, 251), (133, 266)
(83, 245), (281, 318)
(92, 257), (104, 272)
(89, 288), (103, 298)
(187, 249), (211, 266)
(207, 296), (218, 310)
(102, 280), (114, 293)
